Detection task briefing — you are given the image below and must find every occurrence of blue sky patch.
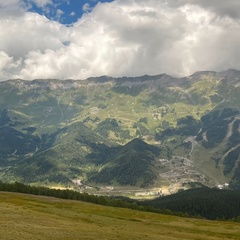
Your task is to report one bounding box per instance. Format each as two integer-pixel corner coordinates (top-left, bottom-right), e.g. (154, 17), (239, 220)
(26, 0), (114, 24)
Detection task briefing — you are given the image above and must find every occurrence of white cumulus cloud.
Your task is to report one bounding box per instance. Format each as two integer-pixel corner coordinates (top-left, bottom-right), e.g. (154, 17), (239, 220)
(82, 3), (91, 12)
(0, 0), (240, 81)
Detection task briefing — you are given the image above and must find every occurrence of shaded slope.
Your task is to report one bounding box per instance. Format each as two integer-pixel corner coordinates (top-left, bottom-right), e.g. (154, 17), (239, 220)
(145, 188), (240, 220)
(0, 126), (40, 157)
(88, 139), (161, 187)
(2, 122), (116, 184)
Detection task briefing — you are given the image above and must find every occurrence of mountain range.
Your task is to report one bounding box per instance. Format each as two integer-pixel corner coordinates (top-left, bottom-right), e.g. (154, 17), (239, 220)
(0, 69), (240, 194)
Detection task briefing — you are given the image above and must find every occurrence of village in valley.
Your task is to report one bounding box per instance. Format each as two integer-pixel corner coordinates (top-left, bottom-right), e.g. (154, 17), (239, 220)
(72, 153), (230, 200)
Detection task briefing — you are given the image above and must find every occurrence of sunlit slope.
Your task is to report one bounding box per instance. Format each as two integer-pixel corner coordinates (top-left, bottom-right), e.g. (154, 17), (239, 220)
(1, 71), (235, 139)
(1, 192), (240, 240)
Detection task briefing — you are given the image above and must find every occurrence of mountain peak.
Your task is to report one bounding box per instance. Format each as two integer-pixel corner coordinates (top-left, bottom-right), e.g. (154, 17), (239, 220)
(189, 70), (217, 79)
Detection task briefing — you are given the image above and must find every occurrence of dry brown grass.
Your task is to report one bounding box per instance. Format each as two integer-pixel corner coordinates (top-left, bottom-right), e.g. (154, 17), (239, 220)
(1, 192), (240, 240)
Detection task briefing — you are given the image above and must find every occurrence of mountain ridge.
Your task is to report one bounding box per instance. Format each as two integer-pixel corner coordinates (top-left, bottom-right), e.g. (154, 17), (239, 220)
(1, 69), (240, 194)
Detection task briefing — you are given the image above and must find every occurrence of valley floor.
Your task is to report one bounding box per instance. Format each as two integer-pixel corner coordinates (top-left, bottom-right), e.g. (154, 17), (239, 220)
(1, 192), (240, 240)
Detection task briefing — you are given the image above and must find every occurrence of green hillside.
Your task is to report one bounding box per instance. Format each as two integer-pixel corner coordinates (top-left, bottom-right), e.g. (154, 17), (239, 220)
(1, 192), (240, 240)
(1, 70), (240, 192)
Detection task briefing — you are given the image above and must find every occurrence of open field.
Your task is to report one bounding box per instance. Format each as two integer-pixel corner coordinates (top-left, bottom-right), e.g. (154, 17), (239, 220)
(1, 192), (240, 240)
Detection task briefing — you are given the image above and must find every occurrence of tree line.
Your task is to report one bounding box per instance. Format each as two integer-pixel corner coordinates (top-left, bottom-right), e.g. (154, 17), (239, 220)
(1, 181), (240, 221)
(0, 181), (177, 216)
(144, 187), (240, 221)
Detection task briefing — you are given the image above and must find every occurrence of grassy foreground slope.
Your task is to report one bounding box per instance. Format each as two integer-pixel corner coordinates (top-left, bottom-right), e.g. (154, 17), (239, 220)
(1, 192), (240, 240)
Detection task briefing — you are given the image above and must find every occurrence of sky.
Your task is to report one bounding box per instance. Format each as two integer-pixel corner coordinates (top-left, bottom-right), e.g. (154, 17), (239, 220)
(0, 0), (240, 81)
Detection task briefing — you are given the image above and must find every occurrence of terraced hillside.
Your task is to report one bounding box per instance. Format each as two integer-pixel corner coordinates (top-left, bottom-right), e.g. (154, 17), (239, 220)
(1, 69), (240, 193)
(1, 192), (240, 240)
